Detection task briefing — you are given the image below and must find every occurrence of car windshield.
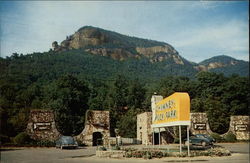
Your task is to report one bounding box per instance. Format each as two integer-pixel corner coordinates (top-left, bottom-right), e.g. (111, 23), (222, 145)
(61, 136), (75, 144)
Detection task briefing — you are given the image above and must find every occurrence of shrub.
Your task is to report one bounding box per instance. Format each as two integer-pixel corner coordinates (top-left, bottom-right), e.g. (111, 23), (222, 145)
(176, 152), (188, 157)
(13, 132), (31, 145)
(173, 138), (179, 143)
(210, 133), (224, 142)
(112, 145), (121, 150)
(0, 134), (10, 145)
(133, 151), (143, 158)
(224, 132), (236, 142)
(150, 151), (164, 158)
(98, 146), (107, 151)
(191, 147), (231, 157)
(125, 151), (132, 158)
(143, 151), (152, 159)
(124, 147), (136, 152)
(76, 139), (86, 146)
(35, 140), (55, 147)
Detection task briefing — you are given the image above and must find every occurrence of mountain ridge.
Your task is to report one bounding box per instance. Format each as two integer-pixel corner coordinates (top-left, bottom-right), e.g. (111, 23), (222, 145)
(1, 26), (248, 80)
(50, 26), (248, 76)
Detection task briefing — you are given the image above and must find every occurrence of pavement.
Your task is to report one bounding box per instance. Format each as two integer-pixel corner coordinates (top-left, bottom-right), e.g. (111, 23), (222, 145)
(0, 143), (249, 163)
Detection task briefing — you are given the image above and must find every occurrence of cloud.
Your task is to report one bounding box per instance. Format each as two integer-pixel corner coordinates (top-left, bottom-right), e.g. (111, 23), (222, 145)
(170, 18), (249, 62)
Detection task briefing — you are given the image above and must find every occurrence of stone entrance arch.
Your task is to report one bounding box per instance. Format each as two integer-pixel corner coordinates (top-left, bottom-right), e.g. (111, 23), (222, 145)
(75, 110), (110, 146)
(26, 110), (110, 146)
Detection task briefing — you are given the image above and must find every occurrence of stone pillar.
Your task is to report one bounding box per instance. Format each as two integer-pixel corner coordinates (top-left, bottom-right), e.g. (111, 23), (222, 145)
(228, 116), (249, 140)
(137, 112), (152, 145)
(26, 110), (61, 141)
(190, 113), (213, 135)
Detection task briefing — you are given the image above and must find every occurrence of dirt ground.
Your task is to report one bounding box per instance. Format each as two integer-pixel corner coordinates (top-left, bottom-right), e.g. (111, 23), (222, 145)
(1, 143), (249, 163)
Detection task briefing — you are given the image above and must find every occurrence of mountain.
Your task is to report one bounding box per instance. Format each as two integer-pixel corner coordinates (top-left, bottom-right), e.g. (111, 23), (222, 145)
(52, 26), (186, 64)
(195, 55), (249, 76)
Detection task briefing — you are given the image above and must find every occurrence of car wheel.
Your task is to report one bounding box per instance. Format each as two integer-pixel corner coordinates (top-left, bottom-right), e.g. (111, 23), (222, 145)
(201, 141), (206, 147)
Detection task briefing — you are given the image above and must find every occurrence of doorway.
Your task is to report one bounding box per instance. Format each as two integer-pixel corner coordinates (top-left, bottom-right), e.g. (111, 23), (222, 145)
(154, 132), (159, 145)
(92, 132), (103, 146)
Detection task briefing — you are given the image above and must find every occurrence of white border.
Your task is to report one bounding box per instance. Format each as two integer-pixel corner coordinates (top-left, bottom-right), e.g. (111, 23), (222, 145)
(151, 121), (190, 128)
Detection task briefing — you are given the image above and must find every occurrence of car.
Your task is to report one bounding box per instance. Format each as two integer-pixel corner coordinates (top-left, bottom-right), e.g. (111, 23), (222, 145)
(55, 136), (78, 149)
(184, 134), (214, 147)
(196, 134), (215, 143)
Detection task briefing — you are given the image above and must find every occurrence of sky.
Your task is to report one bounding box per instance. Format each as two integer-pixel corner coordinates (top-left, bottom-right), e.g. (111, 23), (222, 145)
(0, 1), (249, 63)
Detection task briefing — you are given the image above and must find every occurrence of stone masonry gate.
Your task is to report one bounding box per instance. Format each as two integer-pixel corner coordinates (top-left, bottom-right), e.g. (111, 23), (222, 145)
(26, 109), (110, 145)
(137, 112), (250, 145)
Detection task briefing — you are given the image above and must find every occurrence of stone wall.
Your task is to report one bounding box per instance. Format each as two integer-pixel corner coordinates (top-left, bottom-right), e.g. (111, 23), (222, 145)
(76, 110), (110, 146)
(26, 110), (61, 141)
(227, 116), (249, 140)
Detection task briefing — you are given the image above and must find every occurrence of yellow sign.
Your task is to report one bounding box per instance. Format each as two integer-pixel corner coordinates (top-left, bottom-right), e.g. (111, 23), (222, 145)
(152, 92), (190, 127)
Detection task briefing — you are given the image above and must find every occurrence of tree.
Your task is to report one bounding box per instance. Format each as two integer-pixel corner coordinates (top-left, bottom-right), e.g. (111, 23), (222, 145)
(221, 75), (250, 115)
(88, 82), (109, 110)
(195, 72), (226, 98)
(127, 79), (146, 109)
(191, 98), (204, 112)
(44, 75), (89, 136)
(204, 98), (230, 134)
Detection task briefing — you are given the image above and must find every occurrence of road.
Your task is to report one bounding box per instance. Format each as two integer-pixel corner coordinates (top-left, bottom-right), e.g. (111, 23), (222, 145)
(1, 143), (249, 163)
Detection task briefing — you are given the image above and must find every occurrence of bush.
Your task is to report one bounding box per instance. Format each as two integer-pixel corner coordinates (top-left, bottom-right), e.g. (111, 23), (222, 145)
(125, 151), (132, 158)
(76, 139), (86, 146)
(143, 151), (152, 159)
(224, 132), (236, 142)
(173, 138), (179, 143)
(98, 146), (107, 151)
(210, 133), (224, 142)
(133, 151), (143, 158)
(0, 134), (10, 145)
(112, 145), (121, 150)
(124, 147), (136, 152)
(13, 132), (31, 145)
(35, 140), (55, 147)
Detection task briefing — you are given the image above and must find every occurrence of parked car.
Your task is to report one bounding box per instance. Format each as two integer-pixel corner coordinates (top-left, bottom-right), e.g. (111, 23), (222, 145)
(184, 134), (214, 147)
(55, 136), (78, 149)
(196, 134), (215, 143)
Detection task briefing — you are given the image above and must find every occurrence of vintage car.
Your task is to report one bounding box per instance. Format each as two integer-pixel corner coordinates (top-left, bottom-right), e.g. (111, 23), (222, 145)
(196, 134), (215, 143)
(184, 134), (215, 147)
(55, 136), (78, 149)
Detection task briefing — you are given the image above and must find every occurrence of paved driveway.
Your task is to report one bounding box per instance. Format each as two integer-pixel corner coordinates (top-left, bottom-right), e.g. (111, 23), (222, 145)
(1, 143), (249, 163)
(1, 147), (96, 163)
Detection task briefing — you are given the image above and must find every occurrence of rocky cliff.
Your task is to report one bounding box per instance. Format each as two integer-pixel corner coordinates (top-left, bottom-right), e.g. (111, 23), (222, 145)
(52, 26), (184, 64)
(195, 55), (246, 72)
